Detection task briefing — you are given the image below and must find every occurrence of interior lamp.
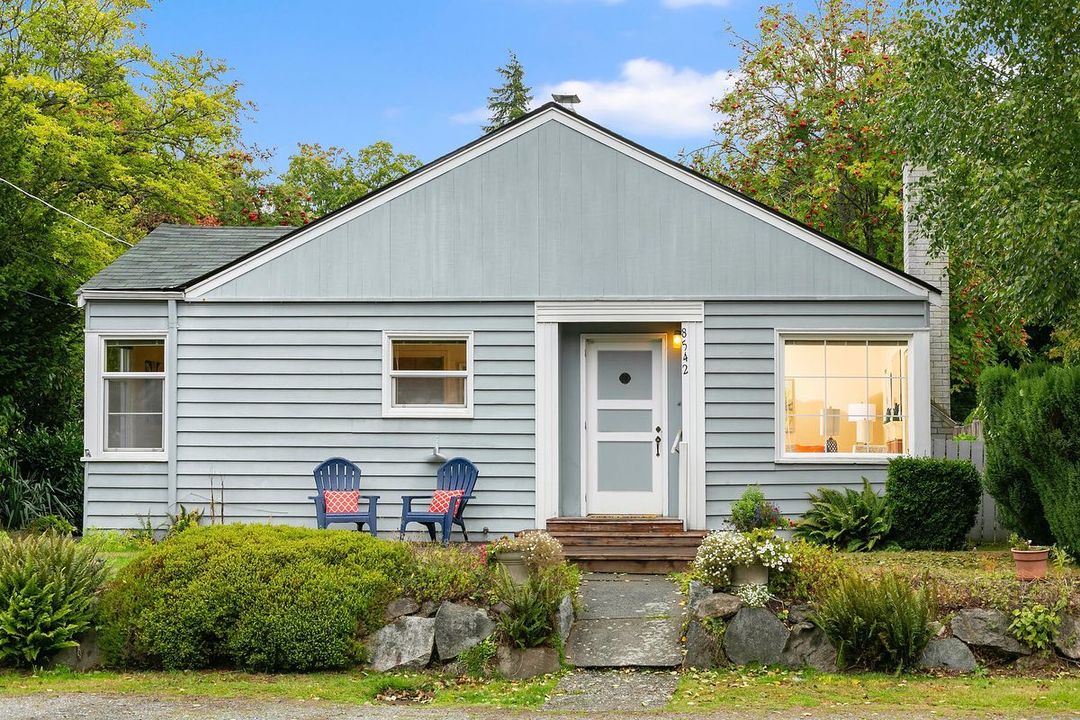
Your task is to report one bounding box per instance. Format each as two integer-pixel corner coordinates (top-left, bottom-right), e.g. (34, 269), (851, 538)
(820, 408), (840, 452)
(847, 403), (876, 445)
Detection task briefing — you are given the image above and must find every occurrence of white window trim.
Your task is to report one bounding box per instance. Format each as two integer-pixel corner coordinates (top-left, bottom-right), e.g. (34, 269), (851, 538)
(773, 330), (927, 465)
(381, 331), (474, 418)
(83, 331), (169, 462)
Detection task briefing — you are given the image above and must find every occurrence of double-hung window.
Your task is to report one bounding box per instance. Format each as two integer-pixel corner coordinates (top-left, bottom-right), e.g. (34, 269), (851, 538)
(382, 332), (473, 418)
(102, 338), (166, 452)
(779, 336), (909, 460)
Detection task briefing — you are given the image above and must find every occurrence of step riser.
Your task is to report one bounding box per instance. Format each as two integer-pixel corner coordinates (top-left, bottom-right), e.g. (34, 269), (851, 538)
(574, 559), (691, 574)
(547, 523), (688, 535)
(555, 536), (704, 548)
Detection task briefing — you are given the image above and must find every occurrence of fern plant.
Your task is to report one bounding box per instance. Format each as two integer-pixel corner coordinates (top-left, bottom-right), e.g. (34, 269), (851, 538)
(811, 572), (934, 672)
(794, 478), (892, 551)
(0, 532), (107, 667)
(493, 567), (563, 649)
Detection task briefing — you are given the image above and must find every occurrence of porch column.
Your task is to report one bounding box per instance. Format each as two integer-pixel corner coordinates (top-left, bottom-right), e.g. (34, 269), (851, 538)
(534, 320), (560, 528)
(681, 320), (707, 530)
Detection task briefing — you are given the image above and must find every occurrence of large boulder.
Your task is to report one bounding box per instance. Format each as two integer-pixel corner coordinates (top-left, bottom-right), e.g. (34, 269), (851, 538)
(787, 604), (814, 625)
(496, 646), (560, 679)
(688, 580), (713, 612)
(779, 622), (837, 672)
(434, 602), (496, 660)
(384, 597), (420, 623)
(919, 637), (977, 673)
(557, 595), (575, 643)
(951, 608), (1031, 656)
(683, 619), (724, 669)
(368, 616), (435, 671)
(1055, 614), (1080, 660)
(49, 630), (104, 672)
(696, 592), (742, 620)
(724, 607), (789, 666)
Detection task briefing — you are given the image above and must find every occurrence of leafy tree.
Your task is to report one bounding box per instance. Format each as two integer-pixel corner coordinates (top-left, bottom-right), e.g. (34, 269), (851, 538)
(215, 142), (421, 227)
(484, 50), (532, 133)
(690, 0), (906, 266)
(892, 0), (1080, 372)
(0, 0), (247, 429)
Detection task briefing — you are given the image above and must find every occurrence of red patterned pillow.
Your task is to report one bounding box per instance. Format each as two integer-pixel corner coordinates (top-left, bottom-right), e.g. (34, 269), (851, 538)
(428, 489), (465, 514)
(323, 490), (360, 514)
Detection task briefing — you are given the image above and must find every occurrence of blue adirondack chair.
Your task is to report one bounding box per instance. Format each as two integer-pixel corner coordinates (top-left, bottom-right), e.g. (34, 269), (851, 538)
(310, 457), (379, 535)
(399, 457), (479, 545)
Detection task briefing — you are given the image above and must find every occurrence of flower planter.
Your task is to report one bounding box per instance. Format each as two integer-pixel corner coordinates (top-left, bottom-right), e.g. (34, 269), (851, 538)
(1012, 548), (1049, 580)
(773, 528), (794, 542)
(731, 561), (769, 587)
(493, 550), (529, 585)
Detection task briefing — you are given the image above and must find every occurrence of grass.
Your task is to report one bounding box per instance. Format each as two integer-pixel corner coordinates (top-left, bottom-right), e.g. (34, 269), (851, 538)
(0, 668), (559, 709)
(674, 666), (1080, 715)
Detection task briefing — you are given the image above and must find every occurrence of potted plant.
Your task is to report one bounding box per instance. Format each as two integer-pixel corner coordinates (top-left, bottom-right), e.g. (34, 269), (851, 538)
(486, 531), (565, 585)
(730, 486), (788, 538)
(692, 528), (792, 590)
(1011, 534), (1050, 580)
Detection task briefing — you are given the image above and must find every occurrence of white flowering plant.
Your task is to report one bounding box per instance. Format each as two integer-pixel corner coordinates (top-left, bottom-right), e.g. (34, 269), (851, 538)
(735, 583), (772, 608)
(692, 528), (793, 588)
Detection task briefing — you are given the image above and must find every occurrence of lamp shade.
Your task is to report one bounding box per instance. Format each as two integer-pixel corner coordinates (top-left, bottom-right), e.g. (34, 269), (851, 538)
(820, 407), (840, 436)
(846, 403), (876, 421)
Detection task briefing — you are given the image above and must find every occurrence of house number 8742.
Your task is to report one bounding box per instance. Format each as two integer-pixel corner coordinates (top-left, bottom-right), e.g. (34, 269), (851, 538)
(680, 327), (689, 375)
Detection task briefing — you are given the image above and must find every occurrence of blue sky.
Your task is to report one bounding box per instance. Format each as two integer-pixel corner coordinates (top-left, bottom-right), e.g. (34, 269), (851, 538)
(139, 0), (825, 171)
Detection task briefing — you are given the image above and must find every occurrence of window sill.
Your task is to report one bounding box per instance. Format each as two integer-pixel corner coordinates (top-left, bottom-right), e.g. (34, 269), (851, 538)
(82, 452), (168, 463)
(774, 454), (899, 465)
(382, 407), (474, 419)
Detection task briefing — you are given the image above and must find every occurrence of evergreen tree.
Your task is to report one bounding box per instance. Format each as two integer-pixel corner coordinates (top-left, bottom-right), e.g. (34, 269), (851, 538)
(483, 51), (532, 133)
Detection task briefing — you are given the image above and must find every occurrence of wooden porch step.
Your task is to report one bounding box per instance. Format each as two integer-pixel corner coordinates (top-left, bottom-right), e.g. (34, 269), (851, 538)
(546, 517), (689, 535)
(561, 545), (699, 560)
(553, 531), (707, 547)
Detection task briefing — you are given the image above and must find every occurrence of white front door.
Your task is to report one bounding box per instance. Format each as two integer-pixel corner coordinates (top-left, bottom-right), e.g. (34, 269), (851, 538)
(583, 335), (667, 515)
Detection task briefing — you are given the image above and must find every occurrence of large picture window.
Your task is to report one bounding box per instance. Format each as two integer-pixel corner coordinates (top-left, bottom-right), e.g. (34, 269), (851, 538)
(382, 332), (473, 417)
(102, 338), (165, 451)
(780, 336), (908, 458)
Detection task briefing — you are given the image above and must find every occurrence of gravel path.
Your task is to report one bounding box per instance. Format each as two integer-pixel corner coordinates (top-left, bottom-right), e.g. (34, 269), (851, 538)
(542, 669), (680, 710)
(2, 693), (1077, 720)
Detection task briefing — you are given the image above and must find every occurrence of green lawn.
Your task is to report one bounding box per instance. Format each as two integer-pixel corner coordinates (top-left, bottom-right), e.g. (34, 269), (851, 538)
(673, 667), (1080, 715)
(0, 668), (559, 708)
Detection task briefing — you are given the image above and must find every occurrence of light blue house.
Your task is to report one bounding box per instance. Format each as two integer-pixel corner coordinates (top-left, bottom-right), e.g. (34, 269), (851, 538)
(78, 103), (948, 543)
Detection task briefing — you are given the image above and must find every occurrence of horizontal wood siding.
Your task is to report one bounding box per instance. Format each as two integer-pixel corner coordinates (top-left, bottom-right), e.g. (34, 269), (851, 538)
(703, 299), (928, 527)
(84, 301), (171, 529)
(205, 121), (917, 302)
(172, 301), (535, 534)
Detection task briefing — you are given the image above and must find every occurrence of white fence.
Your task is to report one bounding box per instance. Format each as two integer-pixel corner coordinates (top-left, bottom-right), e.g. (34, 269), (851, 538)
(931, 438), (1006, 543)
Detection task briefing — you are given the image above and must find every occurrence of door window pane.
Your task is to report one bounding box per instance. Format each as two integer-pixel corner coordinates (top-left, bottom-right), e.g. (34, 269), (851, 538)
(597, 441), (653, 492)
(597, 349), (652, 400)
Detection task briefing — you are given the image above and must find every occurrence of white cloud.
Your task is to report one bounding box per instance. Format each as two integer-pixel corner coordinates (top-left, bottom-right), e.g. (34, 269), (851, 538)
(661, 0), (732, 7)
(449, 106), (489, 126)
(539, 58), (734, 137)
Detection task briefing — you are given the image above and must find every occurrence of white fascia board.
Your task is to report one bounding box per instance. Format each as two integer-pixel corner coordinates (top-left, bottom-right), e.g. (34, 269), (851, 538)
(77, 290), (184, 307)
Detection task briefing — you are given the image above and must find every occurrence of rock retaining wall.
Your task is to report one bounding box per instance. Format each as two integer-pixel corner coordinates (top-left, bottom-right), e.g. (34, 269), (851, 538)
(684, 581), (1076, 673)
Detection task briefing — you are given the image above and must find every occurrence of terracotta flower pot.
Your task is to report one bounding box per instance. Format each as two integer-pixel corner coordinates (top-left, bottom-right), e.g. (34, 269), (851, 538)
(494, 550), (530, 585)
(731, 562), (769, 587)
(1012, 548), (1049, 580)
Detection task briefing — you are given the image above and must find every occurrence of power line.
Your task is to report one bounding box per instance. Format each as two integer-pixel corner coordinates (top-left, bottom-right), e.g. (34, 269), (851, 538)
(0, 285), (79, 309)
(0, 175), (133, 248)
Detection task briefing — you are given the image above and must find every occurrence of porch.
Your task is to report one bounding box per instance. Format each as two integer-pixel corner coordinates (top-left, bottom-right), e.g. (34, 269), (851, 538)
(545, 516), (707, 573)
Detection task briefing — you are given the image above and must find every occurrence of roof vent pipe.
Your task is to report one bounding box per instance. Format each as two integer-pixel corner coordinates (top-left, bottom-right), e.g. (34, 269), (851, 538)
(551, 94), (580, 113)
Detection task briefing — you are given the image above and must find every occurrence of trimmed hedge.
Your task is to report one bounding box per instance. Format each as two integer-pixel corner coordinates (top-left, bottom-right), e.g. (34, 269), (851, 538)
(978, 365), (1054, 544)
(99, 524), (411, 671)
(885, 457), (981, 550)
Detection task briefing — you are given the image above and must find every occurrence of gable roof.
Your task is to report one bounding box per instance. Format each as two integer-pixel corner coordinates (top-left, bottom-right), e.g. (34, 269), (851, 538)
(84, 103), (940, 300)
(80, 224), (295, 292)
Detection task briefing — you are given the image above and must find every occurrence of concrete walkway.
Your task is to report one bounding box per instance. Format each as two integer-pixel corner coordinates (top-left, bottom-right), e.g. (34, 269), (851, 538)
(564, 573), (684, 668)
(543, 669), (680, 711)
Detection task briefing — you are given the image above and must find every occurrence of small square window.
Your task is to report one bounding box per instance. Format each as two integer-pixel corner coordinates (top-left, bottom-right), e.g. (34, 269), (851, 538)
(383, 333), (472, 417)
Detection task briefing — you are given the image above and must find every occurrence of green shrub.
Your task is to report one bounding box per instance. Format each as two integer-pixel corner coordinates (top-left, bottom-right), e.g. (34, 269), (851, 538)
(769, 539), (849, 602)
(794, 479), (891, 551)
(811, 572), (934, 672)
(979, 365), (1054, 544)
(24, 514), (76, 535)
(0, 406), (82, 531)
(456, 636), (497, 676)
(1008, 602), (1062, 654)
(82, 528), (150, 553)
(405, 543), (489, 604)
(0, 532), (107, 667)
(730, 486), (783, 532)
(99, 524), (411, 671)
(163, 505), (203, 541)
(885, 457), (981, 550)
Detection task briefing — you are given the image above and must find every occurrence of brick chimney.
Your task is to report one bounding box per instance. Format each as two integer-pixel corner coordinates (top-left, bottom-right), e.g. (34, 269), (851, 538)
(903, 165), (953, 443)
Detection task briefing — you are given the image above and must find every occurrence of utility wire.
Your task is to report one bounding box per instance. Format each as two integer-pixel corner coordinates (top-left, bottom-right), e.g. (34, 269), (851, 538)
(0, 175), (133, 248)
(0, 285), (79, 309)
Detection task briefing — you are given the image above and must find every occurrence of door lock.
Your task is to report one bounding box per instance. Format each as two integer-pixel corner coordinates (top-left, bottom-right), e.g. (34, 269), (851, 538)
(655, 426), (662, 457)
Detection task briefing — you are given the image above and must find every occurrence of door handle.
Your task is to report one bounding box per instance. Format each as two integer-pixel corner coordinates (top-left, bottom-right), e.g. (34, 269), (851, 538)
(655, 426), (662, 457)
